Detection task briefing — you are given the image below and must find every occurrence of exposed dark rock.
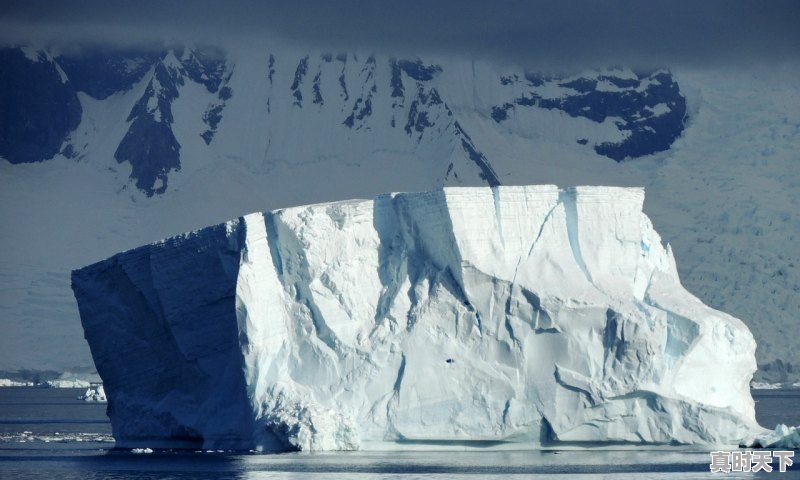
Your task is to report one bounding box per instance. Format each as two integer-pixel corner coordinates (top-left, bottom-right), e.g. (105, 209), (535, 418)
(493, 70), (687, 161)
(0, 48), (82, 164)
(114, 61), (181, 196)
(291, 56), (309, 107)
(57, 47), (157, 99)
(180, 45), (227, 93)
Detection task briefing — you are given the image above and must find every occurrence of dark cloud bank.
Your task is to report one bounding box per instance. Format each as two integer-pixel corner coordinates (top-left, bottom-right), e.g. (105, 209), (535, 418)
(1, 0), (798, 69)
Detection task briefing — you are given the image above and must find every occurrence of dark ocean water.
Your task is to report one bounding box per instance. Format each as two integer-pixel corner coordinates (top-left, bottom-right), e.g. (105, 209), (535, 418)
(0, 387), (797, 479)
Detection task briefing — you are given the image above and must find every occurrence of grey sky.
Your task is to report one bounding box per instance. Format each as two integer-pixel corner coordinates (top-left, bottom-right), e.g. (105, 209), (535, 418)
(1, 0), (798, 68)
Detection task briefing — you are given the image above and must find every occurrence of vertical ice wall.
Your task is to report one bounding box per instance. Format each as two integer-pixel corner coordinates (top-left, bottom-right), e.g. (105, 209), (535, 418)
(72, 221), (254, 448)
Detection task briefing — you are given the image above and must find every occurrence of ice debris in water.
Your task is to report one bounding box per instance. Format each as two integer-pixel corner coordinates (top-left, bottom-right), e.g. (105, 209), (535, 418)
(1, 432), (114, 443)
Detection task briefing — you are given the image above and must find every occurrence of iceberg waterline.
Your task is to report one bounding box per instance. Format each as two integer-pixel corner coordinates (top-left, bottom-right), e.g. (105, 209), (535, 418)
(73, 185), (767, 451)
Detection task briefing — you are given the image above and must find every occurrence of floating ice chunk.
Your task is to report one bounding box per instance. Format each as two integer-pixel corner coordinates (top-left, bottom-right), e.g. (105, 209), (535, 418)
(748, 424), (800, 449)
(78, 384), (107, 402)
(131, 447), (154, 454)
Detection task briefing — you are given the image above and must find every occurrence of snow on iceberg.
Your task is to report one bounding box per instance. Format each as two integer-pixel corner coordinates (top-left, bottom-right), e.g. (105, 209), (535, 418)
(72, 186), (764, 451)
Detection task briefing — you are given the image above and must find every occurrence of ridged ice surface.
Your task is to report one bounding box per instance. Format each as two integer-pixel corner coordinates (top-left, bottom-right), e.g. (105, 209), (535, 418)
(72, 186), (762, 451)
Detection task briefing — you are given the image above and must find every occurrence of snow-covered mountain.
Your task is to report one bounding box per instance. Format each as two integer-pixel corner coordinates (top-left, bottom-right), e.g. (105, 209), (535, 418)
(0, 43), (798, 383)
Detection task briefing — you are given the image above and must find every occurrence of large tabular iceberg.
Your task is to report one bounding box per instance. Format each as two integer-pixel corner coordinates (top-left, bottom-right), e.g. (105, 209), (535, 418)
(72, 186), (764, 451)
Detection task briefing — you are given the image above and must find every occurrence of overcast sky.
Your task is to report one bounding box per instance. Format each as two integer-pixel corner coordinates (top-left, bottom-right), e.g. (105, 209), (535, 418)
(1, 0), (798, 69)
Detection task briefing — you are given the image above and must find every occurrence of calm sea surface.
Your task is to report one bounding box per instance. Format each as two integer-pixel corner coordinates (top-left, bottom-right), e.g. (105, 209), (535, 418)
(0, 387), (797, 479)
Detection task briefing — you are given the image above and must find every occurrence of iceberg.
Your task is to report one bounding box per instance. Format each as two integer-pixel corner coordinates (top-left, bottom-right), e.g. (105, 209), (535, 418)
(44, 378), (90, 389)
(750, 424), (800, 449)
(78, 384), (107, 402)
(72, 186), (766, 451)
(0, 379), (34, 387)
(750, 381), (783, 390)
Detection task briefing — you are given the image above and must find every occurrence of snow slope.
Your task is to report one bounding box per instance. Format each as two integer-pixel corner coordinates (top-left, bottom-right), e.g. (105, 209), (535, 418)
(0, 45), (798, 385)
(73, 186), (763, 451)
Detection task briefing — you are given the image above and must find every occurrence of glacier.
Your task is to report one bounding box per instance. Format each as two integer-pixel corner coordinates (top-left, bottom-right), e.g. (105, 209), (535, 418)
(72, 185), (767, 451)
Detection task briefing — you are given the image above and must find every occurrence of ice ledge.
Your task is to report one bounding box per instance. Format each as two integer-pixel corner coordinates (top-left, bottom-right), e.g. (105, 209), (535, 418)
(73, 186), (767, 451)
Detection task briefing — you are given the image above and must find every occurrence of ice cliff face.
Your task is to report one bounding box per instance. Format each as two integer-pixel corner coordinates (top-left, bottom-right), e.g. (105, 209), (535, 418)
(72, 186), (761, 451)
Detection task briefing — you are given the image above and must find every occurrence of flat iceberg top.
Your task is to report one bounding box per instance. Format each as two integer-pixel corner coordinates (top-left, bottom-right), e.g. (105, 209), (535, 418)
(72, 185), (762, 451)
